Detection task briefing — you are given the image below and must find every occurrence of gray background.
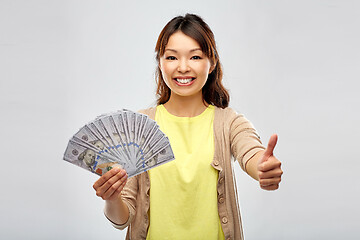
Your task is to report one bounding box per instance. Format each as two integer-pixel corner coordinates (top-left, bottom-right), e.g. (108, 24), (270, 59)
(1, 0), (359, 239)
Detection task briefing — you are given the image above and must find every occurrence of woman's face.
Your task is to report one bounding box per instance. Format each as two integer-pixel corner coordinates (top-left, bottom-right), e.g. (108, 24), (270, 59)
(159, 31), (213, 99)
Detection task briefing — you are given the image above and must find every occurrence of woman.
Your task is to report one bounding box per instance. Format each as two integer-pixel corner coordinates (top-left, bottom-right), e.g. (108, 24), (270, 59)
(93, 14), (283, 240)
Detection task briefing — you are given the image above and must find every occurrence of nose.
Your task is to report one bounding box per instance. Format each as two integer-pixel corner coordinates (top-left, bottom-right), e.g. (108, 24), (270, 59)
(177, 59), (190, 73)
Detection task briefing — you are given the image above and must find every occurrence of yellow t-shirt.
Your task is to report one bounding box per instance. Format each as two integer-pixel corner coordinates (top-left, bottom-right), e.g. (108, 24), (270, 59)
(146, 105), (225, 240)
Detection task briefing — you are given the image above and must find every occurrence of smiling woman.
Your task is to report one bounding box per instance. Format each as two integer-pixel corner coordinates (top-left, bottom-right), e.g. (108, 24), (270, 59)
(159, 31), (214, 105)
(154, 14), (229, 111)
(92, 13), (283, 240)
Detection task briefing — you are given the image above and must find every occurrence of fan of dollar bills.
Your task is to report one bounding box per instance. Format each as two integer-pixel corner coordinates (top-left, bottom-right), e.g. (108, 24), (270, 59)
(63, 109), (175, 177)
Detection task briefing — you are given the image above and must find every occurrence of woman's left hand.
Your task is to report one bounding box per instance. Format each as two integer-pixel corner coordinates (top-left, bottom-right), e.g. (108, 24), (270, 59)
(257, 134), (283, 190)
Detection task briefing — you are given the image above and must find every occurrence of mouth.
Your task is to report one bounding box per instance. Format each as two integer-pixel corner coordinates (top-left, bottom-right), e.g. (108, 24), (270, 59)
(173, 77), (196, 86)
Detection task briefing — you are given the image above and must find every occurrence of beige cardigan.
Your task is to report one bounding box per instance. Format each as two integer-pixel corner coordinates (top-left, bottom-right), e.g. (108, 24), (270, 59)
(107, 106), (265, 240)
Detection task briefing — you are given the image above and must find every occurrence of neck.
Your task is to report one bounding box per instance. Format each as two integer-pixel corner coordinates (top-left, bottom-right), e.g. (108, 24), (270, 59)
(163, 93), (208, 117)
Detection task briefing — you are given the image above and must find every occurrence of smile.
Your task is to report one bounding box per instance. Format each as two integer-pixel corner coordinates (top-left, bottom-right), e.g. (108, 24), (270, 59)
(174, 78), (195, 84)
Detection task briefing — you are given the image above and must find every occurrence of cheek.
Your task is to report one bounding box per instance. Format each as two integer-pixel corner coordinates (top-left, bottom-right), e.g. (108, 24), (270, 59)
(196, 59), (211, 73)
(199, 63), (211, 76)
(160, 64), (173, 82)
(160, 63), (169, 74)
(206, 61), (213, 73)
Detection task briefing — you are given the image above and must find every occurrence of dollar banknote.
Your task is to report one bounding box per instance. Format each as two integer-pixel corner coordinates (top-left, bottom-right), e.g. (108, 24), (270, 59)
(63, 109), (175, 177)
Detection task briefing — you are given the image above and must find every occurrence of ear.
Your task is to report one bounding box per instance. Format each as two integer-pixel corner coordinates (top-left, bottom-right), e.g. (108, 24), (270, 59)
(78, 151), (85, 161)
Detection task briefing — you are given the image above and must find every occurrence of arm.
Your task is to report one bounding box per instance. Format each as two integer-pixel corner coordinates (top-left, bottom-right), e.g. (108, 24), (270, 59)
(245, 134), (283, 191)
(228, 110), (283, 190)
(93, 168), (129, 225)
(104, 197), (129, 225)
(245, 150), (263, 181)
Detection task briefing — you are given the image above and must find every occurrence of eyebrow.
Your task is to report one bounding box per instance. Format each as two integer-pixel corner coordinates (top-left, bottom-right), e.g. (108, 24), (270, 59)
(164, 48), (202, 53)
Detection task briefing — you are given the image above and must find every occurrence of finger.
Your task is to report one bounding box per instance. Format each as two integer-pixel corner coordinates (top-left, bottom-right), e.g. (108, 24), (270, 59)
(93, 167), (121, 190)
(116, 177), (128, 192)
(261, 184), (279, 191)
(259, 177), (281, 187)
(102, 174), (128, 200)
(258, 156), (281, 172)
(263, 134), (278, 158)
(105, 175), (128, 200)
(101, 178), (123, 200)
(258, 167), (283, 179)
(95, 169), (127, 195)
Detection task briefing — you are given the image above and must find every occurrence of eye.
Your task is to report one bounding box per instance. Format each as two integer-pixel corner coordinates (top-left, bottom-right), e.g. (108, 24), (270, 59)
(191, 56), (202, 60)
(165, 56), (176, 60)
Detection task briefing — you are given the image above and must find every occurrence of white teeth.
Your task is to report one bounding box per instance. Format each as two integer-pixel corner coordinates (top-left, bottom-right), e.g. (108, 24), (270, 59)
(176, 78), (193, 84)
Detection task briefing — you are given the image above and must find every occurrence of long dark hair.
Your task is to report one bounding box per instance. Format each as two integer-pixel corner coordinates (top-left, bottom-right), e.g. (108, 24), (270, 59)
(155, 14), (229, 108)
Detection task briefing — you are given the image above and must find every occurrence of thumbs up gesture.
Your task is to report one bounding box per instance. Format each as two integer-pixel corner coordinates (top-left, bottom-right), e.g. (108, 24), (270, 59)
(258, 134), (283, 190)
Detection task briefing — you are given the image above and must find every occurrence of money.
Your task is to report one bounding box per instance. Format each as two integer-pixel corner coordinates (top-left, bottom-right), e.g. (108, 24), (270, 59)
(63, 109), (175, 177)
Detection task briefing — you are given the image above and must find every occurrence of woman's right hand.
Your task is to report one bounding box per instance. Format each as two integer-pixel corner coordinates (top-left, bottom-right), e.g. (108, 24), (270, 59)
(93, 167), (128, 202)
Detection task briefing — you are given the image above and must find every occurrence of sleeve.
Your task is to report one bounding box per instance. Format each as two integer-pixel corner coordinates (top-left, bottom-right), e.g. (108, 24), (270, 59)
(229, 111), (265, 172)
(105, 175), (139, 230)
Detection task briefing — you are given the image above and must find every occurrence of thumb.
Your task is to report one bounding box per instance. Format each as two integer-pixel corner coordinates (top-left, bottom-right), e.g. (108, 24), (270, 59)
(260, 134), (278, 162)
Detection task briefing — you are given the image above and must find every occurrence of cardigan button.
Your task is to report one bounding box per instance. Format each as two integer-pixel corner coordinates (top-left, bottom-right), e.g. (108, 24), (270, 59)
(219, 177), (224, 184)
(218, 197), (225, 204)
(214, 160), (219, 166)
(222, 217), (228, 224)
